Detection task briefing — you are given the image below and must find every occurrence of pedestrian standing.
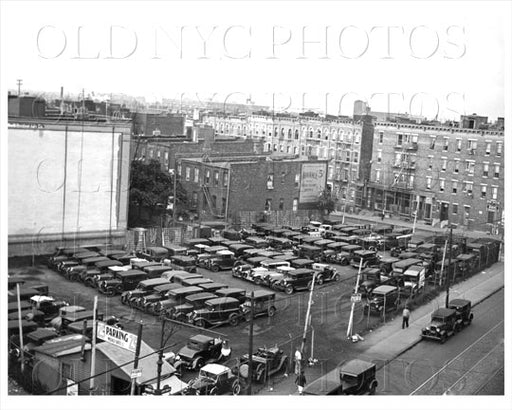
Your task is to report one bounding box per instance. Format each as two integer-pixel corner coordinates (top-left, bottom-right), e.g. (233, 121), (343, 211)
(402, 305), (410, 329)
(294, 347), (302, 374)
(381, 210), (386, 221)
(295, 370), (306, 395)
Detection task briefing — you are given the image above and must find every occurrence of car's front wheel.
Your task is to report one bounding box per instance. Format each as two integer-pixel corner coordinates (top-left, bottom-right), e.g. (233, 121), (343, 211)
(284, 285), (294, 295)
(316, 275), (324, 286)
(231, 380), (241, 395)
(268, 306), (276, 317)
(368, 379), (378, 395)
(211, 265), (220, 273)
(229, 313), (240, 326)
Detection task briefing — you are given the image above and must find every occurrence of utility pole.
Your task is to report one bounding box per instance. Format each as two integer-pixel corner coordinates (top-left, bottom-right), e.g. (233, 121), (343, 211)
(445, 225), (453, 308)
(300, 272), (317, 355)
(347, 258), (363, 339)
(16, 79), (22, 95)
(16, 284), (25, 372)
(247, 291), (254, 395)
(89, 296), (98, 395)
(130, 322), (143, 396)
(155, 319), (166, 395)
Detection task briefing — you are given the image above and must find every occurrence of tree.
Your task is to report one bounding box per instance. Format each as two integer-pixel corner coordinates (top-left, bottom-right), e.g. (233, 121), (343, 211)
(317, 187), (336, 215)
(129, 160), (186, 226)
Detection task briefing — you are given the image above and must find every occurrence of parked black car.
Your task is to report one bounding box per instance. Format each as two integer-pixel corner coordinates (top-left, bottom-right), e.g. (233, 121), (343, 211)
(187, 297), (242, 327)
(421, 307), (458, 343)
(273, 268), (315, 295)
(174, 334), (231, 371)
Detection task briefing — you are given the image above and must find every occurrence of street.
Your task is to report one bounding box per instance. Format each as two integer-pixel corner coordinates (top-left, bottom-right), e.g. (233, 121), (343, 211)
(376, 289), (504, 395)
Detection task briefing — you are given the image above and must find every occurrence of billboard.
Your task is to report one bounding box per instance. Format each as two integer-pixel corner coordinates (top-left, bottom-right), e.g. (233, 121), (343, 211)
(299, 163), (327, 203)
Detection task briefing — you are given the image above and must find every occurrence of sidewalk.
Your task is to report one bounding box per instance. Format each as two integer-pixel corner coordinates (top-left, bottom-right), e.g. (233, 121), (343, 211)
(330, 210), (502, 241)
(256, 262), (504, 395)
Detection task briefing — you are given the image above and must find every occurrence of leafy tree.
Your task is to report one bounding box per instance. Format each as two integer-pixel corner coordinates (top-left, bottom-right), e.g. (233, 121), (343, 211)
(129, 160), (186, 226)
(317, 186), (336, 215)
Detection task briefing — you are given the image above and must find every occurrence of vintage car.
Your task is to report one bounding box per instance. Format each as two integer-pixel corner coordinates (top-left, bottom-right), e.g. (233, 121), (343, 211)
(303, 359), (378, 395)
(402, 265), (426, 297)
(455, 254), (478, 279)
(336, 245), (363, 265)
(187, 297), (242, 328)
(311, 263), (340, 284)
(244, 236), (269, 249)
(138, 283), (183, 312)
(168, 292), (218, 322)
(322, 242), (348, 263)
(142, 265), (173, 279)
(234, 346), (288, 383)
(136, 246), (169, 262)
(421, 307), (458, 343)
(198, 282), (228, 293)
(186, 364), (241, 395)
(157, 286), (204, 317)
(167, 255), (198, 273)
(174, 334), (231, 371)
(214, 287), (247, 303)
(228, 243), (254, 258)
(98, 270), (148, 296)
(363, 285), (401, 315)
(378, 256), (400, 275)
(47, 255), (72, 270)
(180, 277), (214, 287)
(357, 267), (382, 297)
(350, 250), (380, 269)
(304, 359), (378, 396)
(120, 278), (169, 306)
(273, 268), (315, 295)
(241, 290), (277, 318)
(297, 245), (323, 261)
(94, 259), (123, 273)
(448, 299), (474, 329)
(172, 272), (204, 286)
(206, 250), (236, 272)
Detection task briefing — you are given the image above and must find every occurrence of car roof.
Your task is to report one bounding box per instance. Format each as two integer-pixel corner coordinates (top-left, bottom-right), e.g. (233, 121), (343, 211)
(216, 250), (235, 256)
(216, 287), (246, 295)
(168, 286), (202, 295)
(432, 307), (456, 317)
(201, 363), (229, 375)
(190, 334), (214, 343)
(340, 359), (375, 376)
(206, 297), (240, 305)
(247, 290), (275, 299)
(139, 278), (169, 286)
(449, 299), (471, 307)
(186, 292), (217, 301)
(372, 285), (397, 294)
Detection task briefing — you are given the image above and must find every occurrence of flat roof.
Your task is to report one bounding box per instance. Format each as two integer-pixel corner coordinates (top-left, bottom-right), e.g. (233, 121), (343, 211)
(340, 359), (375, 375)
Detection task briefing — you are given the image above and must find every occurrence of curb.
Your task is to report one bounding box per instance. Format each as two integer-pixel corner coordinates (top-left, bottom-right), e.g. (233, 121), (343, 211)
(372, 284), (504, 372)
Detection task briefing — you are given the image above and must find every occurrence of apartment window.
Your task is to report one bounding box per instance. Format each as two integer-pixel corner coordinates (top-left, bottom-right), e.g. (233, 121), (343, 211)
(177, 163), (182, 176)
(295, 130), (299, 139)
(286, 146), (291, 153)
(452, 204), (458, 215)
(149, 149), (154, 158)
(452, 181), (458, 194)
(281, 171), (286, 183)
(192, 192), (198, 207)
(480, 185), (487, 198)
(294, 147), (298, 155)
(375, 170), (381, 182)
(164, 152), (169, 164)
(377, 151), (382, 163)
(454, 160), (459, 174)
(223, 171), (228, 187)
(279, 198), (284, 211)
(345, 151), (351, 162)
(157, 150), (161, 159)
(214, 171), (219, 186)
(292, 198), (298, 212)
(193, 168), (199, 183)
(295, 173), (300, 187)
(354, 133), (360, 144)
(464, 182), (473, 195)
(394, 152), (402, 167)
(205, 169), (210, 184)
(409, 175), (415, 187)
(430, 137), (436, 149)
(439, 179), (445, 192)
(456, 138), (462, 152)
(428, 156), (433, 170)
(185, 167), (191, 181)
(426, 176), (432, 189)
(264, 198), (272, 211)
(441, 158), (447, 171)
(483, 163), (489, 177)
(222, 197), (226, 212)
(485, 142), (491, 155)
(467, 140), (477, 153)
(280, 145), (284, 152)
(466, 161), (475, 176)
(491, 186), (498, 200)
(353, 152), (359, 163)
(267, 174), (274, 189)
(487, 211), (495, 224)
(496, 142), (503, 157)
(273, 144), (277, 151)
(378, 131), (384, 144)
(411, 135), (418, 143)
(443, 137), (449, 151)
(494, 164), (500, 178)
(396, 134), (403, 146)
(464, 206), (471, 219)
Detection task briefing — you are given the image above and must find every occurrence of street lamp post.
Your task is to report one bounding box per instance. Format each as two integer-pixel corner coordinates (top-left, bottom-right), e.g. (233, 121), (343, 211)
(169, 168), (177, 226)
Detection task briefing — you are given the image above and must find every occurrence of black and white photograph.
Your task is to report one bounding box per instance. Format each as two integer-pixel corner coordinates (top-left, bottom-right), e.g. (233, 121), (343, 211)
(0, 1), (510, 409)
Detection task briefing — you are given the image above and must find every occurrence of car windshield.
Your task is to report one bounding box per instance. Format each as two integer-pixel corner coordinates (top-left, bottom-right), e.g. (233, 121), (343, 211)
(340, 373), (359, 383)
(431, 317), (445, 324)
(199, 370), (218, 381)
(187, 341), (203, 350)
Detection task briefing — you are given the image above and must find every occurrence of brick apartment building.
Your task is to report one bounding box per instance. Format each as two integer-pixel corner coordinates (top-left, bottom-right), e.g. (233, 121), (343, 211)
(177, 154), (328, 224)
(201, 112), (374, 211)
(368, 120), (504, 233)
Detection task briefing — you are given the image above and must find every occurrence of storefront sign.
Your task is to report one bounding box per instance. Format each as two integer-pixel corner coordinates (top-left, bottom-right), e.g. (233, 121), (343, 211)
(97, 322), (137, 352)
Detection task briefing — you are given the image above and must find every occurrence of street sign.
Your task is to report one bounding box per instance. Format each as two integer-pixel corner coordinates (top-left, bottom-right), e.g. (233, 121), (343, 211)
(351, 293), (362, 303)
(130, 369), (142, 379)
(97, 322), (137, 352)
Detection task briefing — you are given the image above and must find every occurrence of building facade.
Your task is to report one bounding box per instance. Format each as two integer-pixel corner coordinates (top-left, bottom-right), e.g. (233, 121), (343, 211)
(8, 118), (132, 256)
(367, 121), (504, 232)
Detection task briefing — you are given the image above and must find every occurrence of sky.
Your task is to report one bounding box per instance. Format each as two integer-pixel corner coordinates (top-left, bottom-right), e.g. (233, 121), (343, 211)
(1, 0), (509, 121)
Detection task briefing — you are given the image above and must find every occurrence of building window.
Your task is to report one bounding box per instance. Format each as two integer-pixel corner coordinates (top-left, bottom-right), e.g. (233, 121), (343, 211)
(177, 163), (182, 176)
(464, 205), (471, 219)
(292, 198), (298, 212)
(194, 168), (199, 183)
(265, 198), (272, 211)
(428, 157), (433, 170)
(496, 142), (503, 157)
(494, 164), (500, 178)
(185, 167), (191, 181)
(294, 147), (298, 155)
(286, 146), (291, 153)
(426, 176), (432, 189)
(267, 174), (274, 189)
(295, 130), (299, 139)
(409, 175), (415, 187)
(378, 131), (384, 144)
(483, 163), (489, 177)
(443, 137), (449, 151)
(466, 161), (475, 176)
(205, 169), (210, 184)
(491, 186), (498, 200)
(464, 182), (473, 195)
(222, 197), (226, 212)
(223, 171), (228, 187)
(485, 142), (491, 155)
(375, 170), (381, 182)
(452, 204), (458, 215)
(353, 152), (359, 163)
(354, 133), (360, 144)
(452, 181), (458, 194)
(192, 192), (198, 207)
(164, 152), (169, 164)
(281, 171), (286, 183)
(467, 140), (477, 153)
(396, 134), (403, 146)
(149, 149), (154, 158)
(273, 144), (277, 151)
(430, 137), (436, 150)
(279, 198), (284, 211)
(280, 145), (284, 152)
(481, 185), (487, 198)
(377, 151), (382, 163)
(211, 195), (217, 208)
(454, 160), (459, 174)
(157, 150), (161, 159)
(439, 179), (445, 192)
(441, 158), (447, 171)
(456, 139), (462, 152)
(214, 171), (219, 186)
(487, 211), (495, 224)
